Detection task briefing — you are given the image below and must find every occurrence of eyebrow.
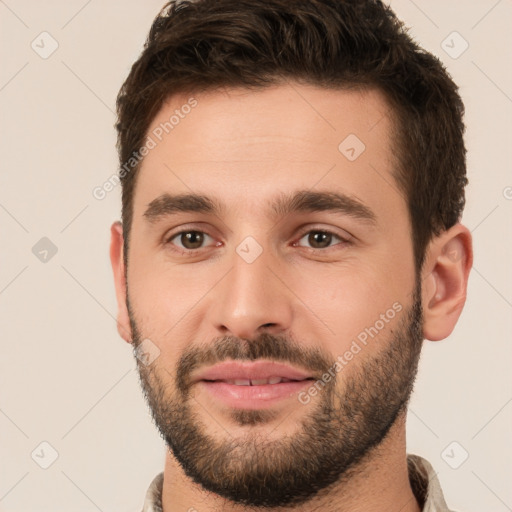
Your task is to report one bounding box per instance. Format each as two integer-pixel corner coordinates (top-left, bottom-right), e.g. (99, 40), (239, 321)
(143, 190), (377, 225)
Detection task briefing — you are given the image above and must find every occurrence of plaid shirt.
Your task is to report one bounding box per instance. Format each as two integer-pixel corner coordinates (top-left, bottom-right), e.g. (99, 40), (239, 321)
(141, 454), (455, 512)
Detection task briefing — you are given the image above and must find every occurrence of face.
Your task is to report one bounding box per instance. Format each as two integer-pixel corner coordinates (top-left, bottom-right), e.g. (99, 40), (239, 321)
(122, 83), (422, 507)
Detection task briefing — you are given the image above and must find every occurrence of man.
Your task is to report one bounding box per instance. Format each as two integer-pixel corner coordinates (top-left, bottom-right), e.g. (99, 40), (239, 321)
(110, 0), (473, 510)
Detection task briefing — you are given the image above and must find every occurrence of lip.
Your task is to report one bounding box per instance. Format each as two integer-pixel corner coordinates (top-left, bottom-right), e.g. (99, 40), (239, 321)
(198, 380), (313, 409)
(191, 361), (315, 410)
(191, 360), (314, 383)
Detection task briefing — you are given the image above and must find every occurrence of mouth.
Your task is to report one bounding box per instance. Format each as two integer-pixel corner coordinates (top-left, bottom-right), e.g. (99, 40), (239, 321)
(192, 361), (317, 409)
(202, 377), (314, 386)
(192, 360), (316, 384)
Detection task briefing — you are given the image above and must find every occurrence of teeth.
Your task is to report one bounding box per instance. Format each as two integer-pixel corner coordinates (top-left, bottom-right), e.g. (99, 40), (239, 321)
(224, 377), (292, 386)
(251, 378), (272, 385)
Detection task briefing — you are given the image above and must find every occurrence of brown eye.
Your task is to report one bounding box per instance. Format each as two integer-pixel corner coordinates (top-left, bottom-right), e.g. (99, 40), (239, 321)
(168, 230), (213, 251)
(180, 231), (204, 249)
(308, 231), (333, 248)
(296, 230), (345, 250)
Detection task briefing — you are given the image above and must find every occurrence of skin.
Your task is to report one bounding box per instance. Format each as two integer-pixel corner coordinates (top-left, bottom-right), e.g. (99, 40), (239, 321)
(110, 83), (473, 511)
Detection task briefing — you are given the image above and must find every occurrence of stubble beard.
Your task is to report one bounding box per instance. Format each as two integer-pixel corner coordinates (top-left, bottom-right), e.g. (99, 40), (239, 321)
(129, 282), (423, 508)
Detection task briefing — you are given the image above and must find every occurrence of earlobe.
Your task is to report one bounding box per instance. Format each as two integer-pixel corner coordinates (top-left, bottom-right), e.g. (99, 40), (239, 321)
(421, 223), (473, 341)
(110, 221), (133, 343)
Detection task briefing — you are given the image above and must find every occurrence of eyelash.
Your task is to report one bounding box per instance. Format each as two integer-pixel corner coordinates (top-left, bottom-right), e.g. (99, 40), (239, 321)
(164, 227), (351, 256)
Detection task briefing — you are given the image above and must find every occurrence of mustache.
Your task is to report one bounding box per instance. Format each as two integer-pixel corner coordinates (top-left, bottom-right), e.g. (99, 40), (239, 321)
(174, 332), (333, 394)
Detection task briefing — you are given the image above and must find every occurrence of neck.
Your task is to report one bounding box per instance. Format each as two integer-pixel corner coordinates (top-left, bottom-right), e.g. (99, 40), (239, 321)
(161, 412), (420, 512)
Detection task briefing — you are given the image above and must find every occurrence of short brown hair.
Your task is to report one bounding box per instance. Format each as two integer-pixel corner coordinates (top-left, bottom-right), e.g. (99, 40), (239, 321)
(116, 0), (467, 272)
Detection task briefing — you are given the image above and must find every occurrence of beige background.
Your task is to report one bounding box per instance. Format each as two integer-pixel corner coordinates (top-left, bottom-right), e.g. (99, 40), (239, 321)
(0, 1), (511, 510)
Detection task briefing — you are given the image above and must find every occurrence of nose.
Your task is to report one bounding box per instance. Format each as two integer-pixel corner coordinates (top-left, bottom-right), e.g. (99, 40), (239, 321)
(210, 245), (294, 340)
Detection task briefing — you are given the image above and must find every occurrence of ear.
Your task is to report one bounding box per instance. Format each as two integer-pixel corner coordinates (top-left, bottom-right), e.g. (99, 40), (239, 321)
(421, 223), (473, 341)
(110, 221), (133, 343)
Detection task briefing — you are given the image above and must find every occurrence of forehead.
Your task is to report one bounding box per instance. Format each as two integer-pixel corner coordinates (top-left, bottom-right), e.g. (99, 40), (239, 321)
(133, 83), (404, 223)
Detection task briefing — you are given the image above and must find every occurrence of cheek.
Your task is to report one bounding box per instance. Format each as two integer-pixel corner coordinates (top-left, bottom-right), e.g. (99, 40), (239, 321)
(296, 271), (370, 340)
(291, 262), (408, 352)
(127, 255), (219, 335)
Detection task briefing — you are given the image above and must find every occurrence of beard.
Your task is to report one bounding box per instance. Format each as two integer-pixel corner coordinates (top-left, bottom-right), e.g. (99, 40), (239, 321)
(128, 281), (424, 509)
